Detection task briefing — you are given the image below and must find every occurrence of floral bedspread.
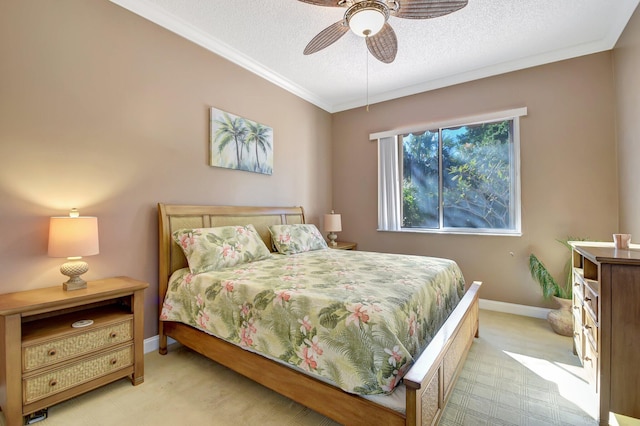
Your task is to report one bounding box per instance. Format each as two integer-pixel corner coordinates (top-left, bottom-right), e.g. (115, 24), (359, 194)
(161, 249), (465, 395)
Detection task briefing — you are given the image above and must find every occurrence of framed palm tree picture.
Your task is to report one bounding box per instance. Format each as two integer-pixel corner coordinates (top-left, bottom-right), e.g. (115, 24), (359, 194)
(210, 108), (273, 175)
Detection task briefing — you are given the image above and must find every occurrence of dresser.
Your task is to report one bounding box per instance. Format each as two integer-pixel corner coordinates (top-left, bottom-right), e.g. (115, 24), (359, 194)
(571, 243), (640, 425)
(0, 276), (148, 426)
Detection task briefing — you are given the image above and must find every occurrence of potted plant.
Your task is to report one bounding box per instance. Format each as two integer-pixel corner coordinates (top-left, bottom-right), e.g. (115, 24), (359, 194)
(529, 238), (585, 336)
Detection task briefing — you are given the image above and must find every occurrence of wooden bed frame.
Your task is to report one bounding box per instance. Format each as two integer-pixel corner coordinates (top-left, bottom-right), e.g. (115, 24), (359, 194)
(157, 203), (481, 426)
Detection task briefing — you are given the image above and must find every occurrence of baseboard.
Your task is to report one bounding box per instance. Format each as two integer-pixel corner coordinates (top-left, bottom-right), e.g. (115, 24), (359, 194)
(479, 298), (551, 319)
(144, 335), (176, 354)
(143, 300), (550, 353)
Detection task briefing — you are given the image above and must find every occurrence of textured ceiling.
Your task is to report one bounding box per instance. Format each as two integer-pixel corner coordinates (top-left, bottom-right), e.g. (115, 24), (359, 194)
(110, 0), (639, 113)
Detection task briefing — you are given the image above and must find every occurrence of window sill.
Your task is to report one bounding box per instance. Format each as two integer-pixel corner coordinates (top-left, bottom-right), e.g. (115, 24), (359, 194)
(376, 228), (522, 237)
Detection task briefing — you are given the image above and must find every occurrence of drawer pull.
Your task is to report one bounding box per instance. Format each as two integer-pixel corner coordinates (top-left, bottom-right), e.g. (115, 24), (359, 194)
(110, 358), (117, 365)
(49, 379), (58, 387)
(48, 349), (57, 357)
(109, 332), (118, 339)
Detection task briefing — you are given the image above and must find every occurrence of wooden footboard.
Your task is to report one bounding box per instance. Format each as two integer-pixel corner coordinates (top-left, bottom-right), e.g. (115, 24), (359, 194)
(160, 281), (481, 426)
(404, 281), (481, 425)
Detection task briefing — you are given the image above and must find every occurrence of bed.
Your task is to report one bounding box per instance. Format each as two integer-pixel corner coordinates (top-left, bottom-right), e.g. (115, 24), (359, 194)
(157, 204), (481, 426)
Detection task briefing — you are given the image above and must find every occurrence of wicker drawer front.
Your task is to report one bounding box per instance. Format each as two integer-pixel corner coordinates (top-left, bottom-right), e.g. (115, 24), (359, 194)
(23, 344), (133, 404)
(23, 319), (132, 372)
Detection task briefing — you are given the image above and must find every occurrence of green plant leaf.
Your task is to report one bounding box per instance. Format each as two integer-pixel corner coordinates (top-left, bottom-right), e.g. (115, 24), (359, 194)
(529, 254), (560, 298)
(529, 237), (588, 299)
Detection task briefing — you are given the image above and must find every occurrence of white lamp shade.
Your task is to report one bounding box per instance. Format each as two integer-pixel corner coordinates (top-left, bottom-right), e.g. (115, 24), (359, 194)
(48, 216), (100, 258)
(324, 213), (342, 233)
(348, 8), (385, 37)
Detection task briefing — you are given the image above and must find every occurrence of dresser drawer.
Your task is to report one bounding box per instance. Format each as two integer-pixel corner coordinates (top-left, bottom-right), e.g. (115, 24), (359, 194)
(23, 344), (133, 404)
(22, 318), (133, 373)
(572, 303), (584, 360)
(572, 268), (584, 300)
(583, 311), (598, 350)
(583, 339), (598, 391)
(583, 279), (599, 321)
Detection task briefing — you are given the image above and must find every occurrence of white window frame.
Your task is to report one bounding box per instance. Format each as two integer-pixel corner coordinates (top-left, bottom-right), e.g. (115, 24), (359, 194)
(373, 107), (527, 236)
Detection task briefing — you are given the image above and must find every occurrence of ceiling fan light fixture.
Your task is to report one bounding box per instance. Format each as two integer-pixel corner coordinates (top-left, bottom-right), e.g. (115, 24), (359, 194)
(346, 1), (389, 37)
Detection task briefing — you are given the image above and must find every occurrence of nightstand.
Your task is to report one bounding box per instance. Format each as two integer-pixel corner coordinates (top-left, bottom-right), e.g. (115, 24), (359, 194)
(329, 241), (357, 250)
(0, 276), (148, 426)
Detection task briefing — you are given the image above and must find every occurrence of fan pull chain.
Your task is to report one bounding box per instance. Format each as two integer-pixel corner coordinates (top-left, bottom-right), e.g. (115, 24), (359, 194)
(366, 37), (370, 112)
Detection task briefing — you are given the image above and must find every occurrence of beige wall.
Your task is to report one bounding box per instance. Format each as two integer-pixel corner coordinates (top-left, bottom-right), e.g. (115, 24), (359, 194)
(332, 52), (618, 307)
(614, 5), (640, 237)
(0, 1), (332, 337)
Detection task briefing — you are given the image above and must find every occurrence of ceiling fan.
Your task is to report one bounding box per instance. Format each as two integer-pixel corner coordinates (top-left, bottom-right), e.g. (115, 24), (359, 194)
(299, 0), (468, 63)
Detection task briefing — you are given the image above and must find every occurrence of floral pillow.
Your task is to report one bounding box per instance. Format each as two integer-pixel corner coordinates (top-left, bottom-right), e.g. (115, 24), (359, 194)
(172, 225), (271, 274)
(268, 224), (328, 255)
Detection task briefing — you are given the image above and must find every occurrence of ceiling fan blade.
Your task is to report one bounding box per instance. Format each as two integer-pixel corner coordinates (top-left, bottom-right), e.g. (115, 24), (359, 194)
(304, 20), (349, 55)
(392, 0), (468, 19)
(366, 23), (397, 64)
(297, 0), (342, 7)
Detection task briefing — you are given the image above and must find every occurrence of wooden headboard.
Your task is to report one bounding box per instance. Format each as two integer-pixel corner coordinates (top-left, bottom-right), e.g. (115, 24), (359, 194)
(157, 204), (305, 301)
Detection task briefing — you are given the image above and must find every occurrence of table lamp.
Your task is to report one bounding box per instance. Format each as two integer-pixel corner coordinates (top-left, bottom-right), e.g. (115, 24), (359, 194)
(324, 210), (342, 247)
(48, 208), (100, 291)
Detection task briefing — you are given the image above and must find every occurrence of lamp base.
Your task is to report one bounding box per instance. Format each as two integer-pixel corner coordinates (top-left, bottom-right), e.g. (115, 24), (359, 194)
(60, 260), (89, 291)
(327, 232), (338, 247)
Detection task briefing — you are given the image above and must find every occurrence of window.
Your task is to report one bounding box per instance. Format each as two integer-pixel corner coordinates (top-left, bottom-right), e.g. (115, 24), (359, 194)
(375, 108), (525, 235)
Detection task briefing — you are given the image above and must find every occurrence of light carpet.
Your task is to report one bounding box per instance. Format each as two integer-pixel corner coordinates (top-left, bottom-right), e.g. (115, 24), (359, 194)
(2, 310), (599, 426)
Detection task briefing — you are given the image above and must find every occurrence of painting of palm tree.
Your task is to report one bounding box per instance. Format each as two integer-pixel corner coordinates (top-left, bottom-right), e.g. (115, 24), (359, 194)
(210, 108), (273, 175)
